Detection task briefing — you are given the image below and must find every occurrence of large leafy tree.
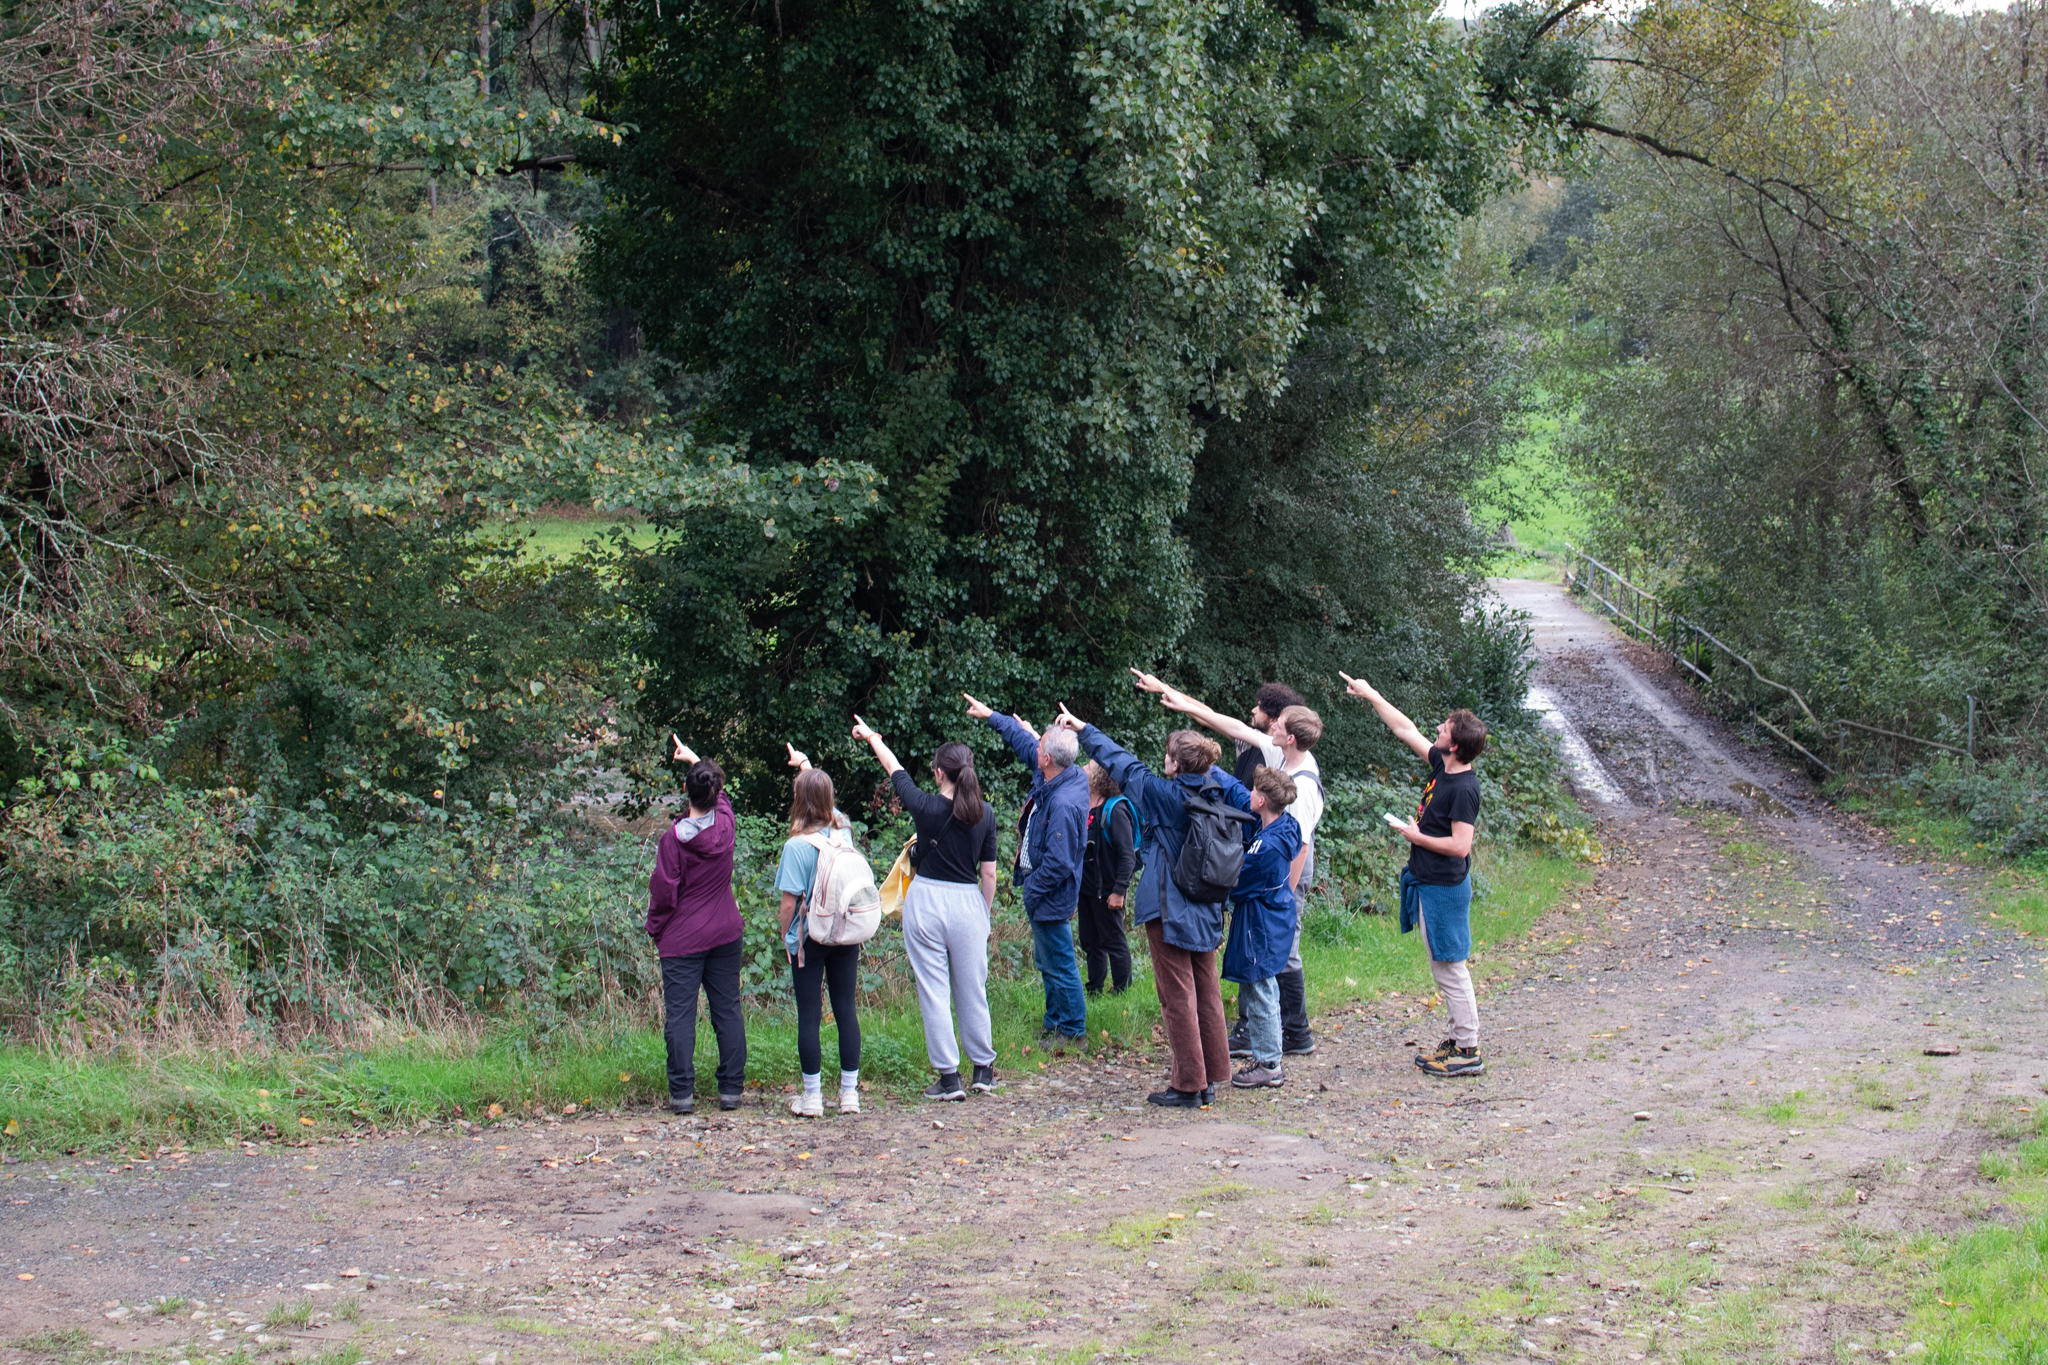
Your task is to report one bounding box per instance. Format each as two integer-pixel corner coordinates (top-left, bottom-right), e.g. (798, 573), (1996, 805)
(588, 0), (1586, 789)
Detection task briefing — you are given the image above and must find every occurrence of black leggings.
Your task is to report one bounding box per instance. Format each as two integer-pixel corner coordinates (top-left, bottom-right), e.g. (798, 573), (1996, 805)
(790, 939), (862, 1076)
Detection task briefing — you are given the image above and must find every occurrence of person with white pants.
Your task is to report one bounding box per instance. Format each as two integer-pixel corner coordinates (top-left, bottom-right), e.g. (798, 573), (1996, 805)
(851, 720), (1001, 1100)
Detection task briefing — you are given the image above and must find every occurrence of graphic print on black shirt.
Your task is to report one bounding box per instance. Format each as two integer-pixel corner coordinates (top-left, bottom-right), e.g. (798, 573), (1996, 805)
(1408, 744), (1481, 886)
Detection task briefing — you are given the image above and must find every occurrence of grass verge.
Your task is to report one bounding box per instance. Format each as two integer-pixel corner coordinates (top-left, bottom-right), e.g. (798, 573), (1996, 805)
(0, 845), (1587, 1157)
(1909, 1114), (2048, 1363)
(1831, 795), (2048, 936)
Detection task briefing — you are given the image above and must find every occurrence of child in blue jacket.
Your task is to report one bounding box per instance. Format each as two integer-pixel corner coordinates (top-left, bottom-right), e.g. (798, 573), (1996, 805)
(1223, 766), (1301, 1088)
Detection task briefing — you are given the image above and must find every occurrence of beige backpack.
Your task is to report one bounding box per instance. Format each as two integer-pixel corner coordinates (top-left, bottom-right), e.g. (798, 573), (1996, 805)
(799, 833), (883, 947)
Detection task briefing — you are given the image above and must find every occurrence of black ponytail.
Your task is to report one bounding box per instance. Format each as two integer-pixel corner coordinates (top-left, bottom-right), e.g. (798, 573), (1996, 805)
(933, 741), (986, 827)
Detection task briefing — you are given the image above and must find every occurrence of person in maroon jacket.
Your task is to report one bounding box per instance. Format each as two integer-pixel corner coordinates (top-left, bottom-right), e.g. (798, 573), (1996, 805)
(647, 738), (747, 1113)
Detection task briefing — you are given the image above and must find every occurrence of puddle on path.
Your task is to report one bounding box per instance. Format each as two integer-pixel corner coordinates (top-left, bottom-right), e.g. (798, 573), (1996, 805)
(1731, 780), (1795, 818)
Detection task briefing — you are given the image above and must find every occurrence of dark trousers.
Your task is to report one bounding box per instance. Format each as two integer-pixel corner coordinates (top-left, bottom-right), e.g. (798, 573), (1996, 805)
(1236, 966), (1312, 1047)
(791, 940), (862, 1076)
(662, 937), (747, 1101)
(1077, 893), (1132, 994)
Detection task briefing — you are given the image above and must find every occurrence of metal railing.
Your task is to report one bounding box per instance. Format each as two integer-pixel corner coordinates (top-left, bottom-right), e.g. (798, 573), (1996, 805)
(1560, 544), (1975, 776)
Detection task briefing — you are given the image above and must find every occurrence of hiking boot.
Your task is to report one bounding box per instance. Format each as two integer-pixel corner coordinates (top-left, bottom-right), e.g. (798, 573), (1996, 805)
(788, 1090), (824, 1118)
(668, 1095), (695, 1115)
(717, 1093), (744, 1111)
(1146, 1087), (1203, 1108)
(1227, 1025), (1253, 1059)
(1231, 1063), (1285, 1089)
(837, 1087), (860, 1115)
(970, 1064), (1000, 1093)
(1282, 1033), (1318, 1056)
(923, 1073), (967, 1102)
(1198, 1086), (1215, 1107)
(1415, 1048), (1485, 1078)
(1416, 1038), (1459, 1065)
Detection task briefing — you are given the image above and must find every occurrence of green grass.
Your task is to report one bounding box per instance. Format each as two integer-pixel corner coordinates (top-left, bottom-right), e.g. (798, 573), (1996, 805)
(481, 515), (662, 563)
(0, 846), (1586, 1156)
(1910, 1140), (2048, 1362)
(1474, 386), (1589, 581)
(1829, 795), (2048, 936)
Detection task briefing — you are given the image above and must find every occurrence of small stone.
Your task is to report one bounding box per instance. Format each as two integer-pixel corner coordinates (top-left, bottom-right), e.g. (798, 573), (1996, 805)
(340, 1268), (361, 1278)
(1632, 1111), (1652, 1122)
(1904, 1345), (1928, 1357)
(1924, 1044), (1961, 1056)
(635, 1332), (662, 1343)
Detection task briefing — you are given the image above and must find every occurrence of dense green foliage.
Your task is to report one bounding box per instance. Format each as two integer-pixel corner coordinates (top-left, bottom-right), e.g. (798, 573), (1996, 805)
(0, 0), (1601, 1039)
(587, 0), (1590, 790)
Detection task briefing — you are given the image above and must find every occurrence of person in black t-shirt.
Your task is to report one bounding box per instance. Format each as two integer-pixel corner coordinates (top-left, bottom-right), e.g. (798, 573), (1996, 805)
(851, 718), (1001, 1100)
(1341, 672), (1490, 1078)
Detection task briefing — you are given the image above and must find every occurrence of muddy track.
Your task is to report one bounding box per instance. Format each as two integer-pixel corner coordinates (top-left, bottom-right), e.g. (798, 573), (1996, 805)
(4, 580), (2043, 1365)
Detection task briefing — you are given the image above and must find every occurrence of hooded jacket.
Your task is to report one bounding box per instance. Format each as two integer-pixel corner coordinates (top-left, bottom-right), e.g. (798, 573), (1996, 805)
(1222, 811), (1302, 984)
(987, 713), (1091, 923)
(1076, 725), (1251, 953)
(645, 792), (743, 957)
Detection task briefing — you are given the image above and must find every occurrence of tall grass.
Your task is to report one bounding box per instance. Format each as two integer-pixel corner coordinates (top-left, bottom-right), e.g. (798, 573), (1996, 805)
(0, 845), (1585, 1155)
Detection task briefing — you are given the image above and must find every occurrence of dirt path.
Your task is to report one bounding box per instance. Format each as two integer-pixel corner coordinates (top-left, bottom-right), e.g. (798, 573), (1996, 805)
(6, 581), (2045, 1365)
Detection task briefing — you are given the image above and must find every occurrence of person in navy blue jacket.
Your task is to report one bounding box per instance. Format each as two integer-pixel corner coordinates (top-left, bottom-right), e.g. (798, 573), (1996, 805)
(1055, 703), (1251, 1108)
(964, 693), (1091, 1041)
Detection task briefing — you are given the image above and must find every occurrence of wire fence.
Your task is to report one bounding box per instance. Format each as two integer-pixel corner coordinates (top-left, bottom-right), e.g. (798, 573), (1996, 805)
(1560, 544), (1976, 779)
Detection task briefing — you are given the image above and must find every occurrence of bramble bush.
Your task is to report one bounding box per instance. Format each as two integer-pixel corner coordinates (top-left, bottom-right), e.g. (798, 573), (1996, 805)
(0, 711), (1594, 1049)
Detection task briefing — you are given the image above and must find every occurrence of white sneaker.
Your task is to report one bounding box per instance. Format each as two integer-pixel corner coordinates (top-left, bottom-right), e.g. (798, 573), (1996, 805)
(789, 1090), (823, 1118)
(837, 1088), (860, 1115)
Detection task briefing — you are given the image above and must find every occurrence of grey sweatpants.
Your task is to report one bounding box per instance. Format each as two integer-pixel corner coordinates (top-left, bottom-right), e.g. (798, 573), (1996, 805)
(902, 877), (996, 1074)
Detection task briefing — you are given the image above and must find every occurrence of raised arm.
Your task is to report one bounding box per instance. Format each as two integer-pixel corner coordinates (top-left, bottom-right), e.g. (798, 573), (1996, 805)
(1131, 669), (1268, 751)
(850, 716), (903, 776)
(1341, 671), (1431, 761)
(985, 710), (1042, 770)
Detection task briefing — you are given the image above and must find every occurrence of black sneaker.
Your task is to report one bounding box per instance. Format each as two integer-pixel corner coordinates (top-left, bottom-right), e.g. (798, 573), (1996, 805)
(717, 1093), (744, 1111)
(1282, 1034), (1318, 1056)
(1227, 1025), (1252, 1059)
(924, 1073), (967, 1101)
(1231, 1063), (1284, 1089)
(970, 1064), (1000, 1093)
(1415, 1037), (1459, 1065)
(668, 1095), (695, 1115)
(1147, 1087), (1203, 1108)
(1415, 1048), (1485, 1078)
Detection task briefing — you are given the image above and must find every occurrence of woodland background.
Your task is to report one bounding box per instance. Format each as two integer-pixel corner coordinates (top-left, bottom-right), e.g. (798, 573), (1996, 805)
(1, 0), (2042, 1065)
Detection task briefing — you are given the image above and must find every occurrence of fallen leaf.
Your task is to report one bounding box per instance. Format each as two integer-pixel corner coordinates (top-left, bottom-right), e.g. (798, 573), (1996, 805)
(619, 1072), (633, 1083)
(487, 1104), (504, 1118)
(2, 1119), (18, 1136)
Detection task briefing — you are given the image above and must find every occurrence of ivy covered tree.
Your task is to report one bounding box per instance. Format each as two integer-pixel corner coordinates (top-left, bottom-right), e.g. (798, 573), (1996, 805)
(588, 0), (1590, 792)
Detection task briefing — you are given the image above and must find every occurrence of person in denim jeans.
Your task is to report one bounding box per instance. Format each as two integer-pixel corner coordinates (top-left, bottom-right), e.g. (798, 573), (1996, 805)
(964, 693), (1089, 1041)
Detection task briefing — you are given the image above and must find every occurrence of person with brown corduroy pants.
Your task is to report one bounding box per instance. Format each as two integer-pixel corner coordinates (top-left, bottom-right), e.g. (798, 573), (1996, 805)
(1055, 700), (1251, 1109)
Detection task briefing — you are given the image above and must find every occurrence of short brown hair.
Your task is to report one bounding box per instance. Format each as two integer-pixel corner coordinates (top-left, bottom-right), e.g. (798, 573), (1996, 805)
(788, 767), (847, 835)
(1164, 729), (1222, 775)
(1252, 765), (1297, 809)
(1086, 760), (1121, 802)
(1448, 709), (1488, 763)
(1275, 704), (1323, 752)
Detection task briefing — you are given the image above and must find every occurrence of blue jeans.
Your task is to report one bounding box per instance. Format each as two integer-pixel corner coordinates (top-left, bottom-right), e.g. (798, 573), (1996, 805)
(1241, 975), (1282, 1066)
(1030, 919), (1088, 1038)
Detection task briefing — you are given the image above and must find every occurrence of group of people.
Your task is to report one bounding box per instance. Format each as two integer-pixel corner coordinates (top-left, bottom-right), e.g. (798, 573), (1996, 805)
(642, 668), (1490, 1117)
